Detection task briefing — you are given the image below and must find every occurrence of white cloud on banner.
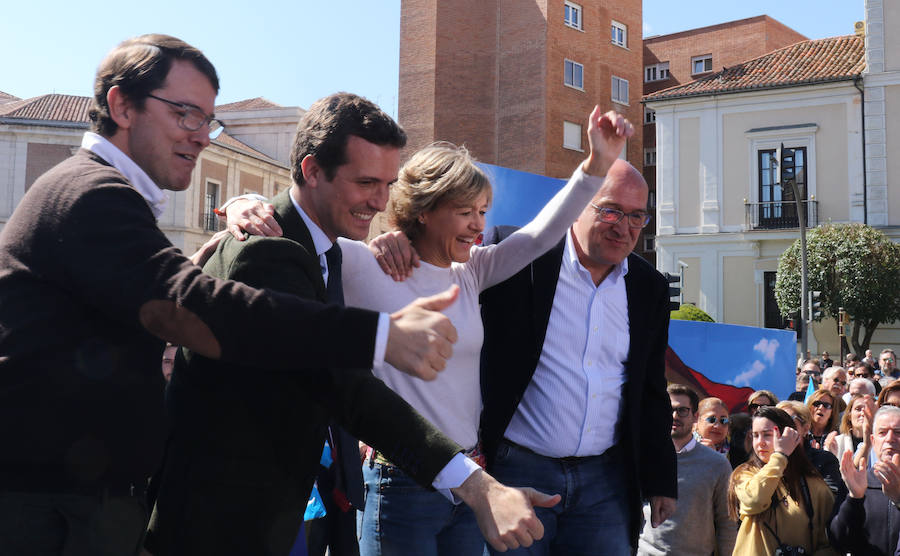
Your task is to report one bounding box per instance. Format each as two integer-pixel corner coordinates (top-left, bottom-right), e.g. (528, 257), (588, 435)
(754, 338), (779, 365)
(730, 360), (766, 387)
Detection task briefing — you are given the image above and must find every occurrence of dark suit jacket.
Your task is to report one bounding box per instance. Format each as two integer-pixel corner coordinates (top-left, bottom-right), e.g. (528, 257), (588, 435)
(147, 190), (461, 555)
(478, 225), (677, 546)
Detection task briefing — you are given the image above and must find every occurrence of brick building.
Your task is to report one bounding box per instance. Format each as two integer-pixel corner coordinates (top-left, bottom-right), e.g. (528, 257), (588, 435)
(639, 16), (807, 263)
(398, 0), (643, 179)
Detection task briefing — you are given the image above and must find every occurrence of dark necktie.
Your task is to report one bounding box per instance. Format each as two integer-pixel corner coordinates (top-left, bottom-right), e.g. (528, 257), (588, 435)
(325, 243), (343, 305)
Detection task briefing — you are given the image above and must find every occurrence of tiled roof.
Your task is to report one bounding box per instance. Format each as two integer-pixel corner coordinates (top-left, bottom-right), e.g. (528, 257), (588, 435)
(644, 35), (864, 102)
(0, 91), (20, 103)
(216, 97), (282, 112)
(0, 94), (92, 123)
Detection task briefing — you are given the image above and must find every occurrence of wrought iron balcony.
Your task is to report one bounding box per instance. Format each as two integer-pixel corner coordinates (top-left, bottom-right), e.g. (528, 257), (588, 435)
(202, 211), (225, 233)
(744, 199), (818, 230)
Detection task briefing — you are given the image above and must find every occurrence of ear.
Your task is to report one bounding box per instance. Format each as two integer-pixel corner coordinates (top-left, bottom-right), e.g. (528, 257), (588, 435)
(107, 86), (136, 131)
(300, 155), (323, 189)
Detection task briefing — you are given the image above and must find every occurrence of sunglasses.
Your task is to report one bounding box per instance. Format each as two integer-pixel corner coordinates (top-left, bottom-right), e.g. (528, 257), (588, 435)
(811, 400), (833, 410)
(748, 403), (771, 413)
(671, 406), (692, 417)
(704, 416), (729, 425)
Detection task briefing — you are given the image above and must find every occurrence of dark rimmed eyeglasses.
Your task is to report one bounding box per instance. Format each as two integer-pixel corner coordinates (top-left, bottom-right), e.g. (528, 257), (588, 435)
(704, 416), (729, 425)
(671, 406), (692, 417)
(811, 400), (833, 410)
(146, 93), (224, 139)
(589, 203), (651, 228)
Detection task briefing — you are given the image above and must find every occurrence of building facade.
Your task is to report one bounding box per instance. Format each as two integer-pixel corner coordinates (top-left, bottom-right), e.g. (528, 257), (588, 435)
(398, 0), (643, 179)
(0, 94), (294, 255)
(639, 16), (807, 264)
(647, 0), (900, 355)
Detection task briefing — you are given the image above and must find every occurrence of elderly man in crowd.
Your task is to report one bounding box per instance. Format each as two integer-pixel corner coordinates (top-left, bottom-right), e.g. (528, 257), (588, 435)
(637, 385), (735, 556)
(823, 366), (849, 412)
(880, 349), (898, 379)
(789, 360), (822, 401)
(832, 406), (900, 555)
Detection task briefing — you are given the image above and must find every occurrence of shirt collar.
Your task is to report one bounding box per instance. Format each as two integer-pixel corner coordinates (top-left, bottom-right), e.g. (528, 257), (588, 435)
(81, 132), (169, 219)
(676, 436), (698, 454)
(288, 191), (333, 257)
(563, 227), (629, 286)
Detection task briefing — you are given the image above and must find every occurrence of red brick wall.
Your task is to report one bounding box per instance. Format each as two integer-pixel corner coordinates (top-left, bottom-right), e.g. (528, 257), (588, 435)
(545, 0), (643, 178)
(399, 0), (439, 161)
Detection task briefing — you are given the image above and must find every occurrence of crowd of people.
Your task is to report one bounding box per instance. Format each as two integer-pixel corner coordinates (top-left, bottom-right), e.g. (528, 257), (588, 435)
(637, 349), (900, 556)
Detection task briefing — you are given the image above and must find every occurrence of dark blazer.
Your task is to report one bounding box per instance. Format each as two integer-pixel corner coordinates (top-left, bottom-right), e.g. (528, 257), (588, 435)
(478, 225), (677, 546)
(147, 190), (461, 556)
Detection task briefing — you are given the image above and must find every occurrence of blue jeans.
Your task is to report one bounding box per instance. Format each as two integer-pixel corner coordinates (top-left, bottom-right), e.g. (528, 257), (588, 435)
(358, 462), (485, 556)
(488, 440), (631, 556)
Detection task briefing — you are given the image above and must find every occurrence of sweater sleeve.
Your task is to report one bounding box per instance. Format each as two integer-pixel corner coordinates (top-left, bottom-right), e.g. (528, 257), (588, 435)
(468, 166), (604, 291)
(60, 184), (378, 371)
(734, 453), (789, 517)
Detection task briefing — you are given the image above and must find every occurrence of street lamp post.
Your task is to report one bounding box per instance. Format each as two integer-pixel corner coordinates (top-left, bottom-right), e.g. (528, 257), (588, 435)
(779, 143), (810, 357)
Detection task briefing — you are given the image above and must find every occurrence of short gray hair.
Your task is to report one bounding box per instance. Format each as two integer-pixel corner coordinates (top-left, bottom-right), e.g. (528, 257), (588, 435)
(874, 405), (900, 427)
(849, 377), (877, 396)
(823, 366), (846, 380)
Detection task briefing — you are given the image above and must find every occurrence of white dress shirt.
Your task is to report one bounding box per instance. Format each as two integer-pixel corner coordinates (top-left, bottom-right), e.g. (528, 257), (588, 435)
(504, 229), (630, 458)
(286, 193), (477, 499)
(81, 132), (169, 218)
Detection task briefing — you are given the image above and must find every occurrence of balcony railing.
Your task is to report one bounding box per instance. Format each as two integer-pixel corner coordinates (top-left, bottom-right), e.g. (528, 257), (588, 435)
(202, 211), (225, 233)
(744, 200), (818, 230)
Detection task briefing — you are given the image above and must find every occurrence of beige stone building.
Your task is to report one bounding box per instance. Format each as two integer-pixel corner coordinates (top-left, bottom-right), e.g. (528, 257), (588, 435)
(0, 93), (296, 255)
(646, 0), (900, 355)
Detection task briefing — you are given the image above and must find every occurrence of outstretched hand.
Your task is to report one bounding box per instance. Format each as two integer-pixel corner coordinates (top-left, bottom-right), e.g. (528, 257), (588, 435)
(582, 106), (635, 177)
(368, 230), (420, 281)
(224, 198), (283, 240)
(385, 285), (460, 380)
(452, 469), (560, 552)
(840, 449), (868, 499)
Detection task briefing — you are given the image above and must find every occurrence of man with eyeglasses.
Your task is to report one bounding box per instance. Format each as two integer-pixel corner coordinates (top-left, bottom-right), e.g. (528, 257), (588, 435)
(823, 366), (849, 412)
(0, 35), (511, 555)
(832, 405), (900, 555)
(476, 158), (677, 554)
(638, 385), (735, 556)
(788, 360), (822, 401)
(880, 349), (898, 379)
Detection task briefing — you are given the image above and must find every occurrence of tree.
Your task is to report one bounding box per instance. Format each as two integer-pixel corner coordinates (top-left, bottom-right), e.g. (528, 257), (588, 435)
(775, 223), (900, 355)
(670, 304), (715, 322)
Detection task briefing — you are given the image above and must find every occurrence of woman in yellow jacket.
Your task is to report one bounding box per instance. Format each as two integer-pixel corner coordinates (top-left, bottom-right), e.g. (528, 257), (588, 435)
(728, 406), (838, 555)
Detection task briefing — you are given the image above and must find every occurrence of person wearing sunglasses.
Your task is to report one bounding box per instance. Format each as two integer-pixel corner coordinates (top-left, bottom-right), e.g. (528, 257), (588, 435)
(807, 389), (840, 449)
(821, 366), (849, 412)
(747, 390), (779, 415)
(695, 397), (731, 455)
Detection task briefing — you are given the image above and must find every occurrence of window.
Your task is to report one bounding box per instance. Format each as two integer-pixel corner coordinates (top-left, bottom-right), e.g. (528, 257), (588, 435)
(563, 121), (582, 150)
(648, 190), (657, 208)
(692, 54), (713, 75)
(644, 62), (670, 82)
(764, 271), (789, 329)
(564, 1), (582, 30)
(644, 148), (656, 167)
(203, 180), (220, 232)
(643, 235), (655, 252)
(644, 107), (656, 124)
(611, 21), (627, 47)
(757, 147), (807, 229)
(611, 76), (629, 104)
(564, 59), (584, 89)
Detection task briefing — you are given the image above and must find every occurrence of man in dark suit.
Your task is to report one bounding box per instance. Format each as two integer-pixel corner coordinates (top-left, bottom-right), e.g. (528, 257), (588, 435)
(147, 93), (556, 555)
(479, 159), (677, 555)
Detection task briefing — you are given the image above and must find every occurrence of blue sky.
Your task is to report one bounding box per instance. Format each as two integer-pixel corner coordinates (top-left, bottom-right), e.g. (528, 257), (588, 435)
(1, 1), (864, 118)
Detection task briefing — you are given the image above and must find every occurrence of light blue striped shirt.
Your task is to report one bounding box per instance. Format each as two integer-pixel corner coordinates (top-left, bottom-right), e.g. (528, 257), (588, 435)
(504, 230), (629, 457)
